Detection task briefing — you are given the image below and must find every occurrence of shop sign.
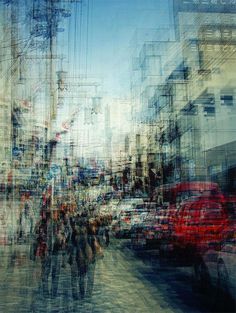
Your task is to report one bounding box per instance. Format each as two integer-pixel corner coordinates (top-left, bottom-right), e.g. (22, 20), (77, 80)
(12, 147), (22, 158)
(47, 172), (53, 181)
(174, 0), (236, 13)
(50, 164), (60, 176)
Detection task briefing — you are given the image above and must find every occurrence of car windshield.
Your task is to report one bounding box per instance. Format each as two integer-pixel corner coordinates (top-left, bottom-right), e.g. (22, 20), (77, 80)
(176, 190), (216, 202)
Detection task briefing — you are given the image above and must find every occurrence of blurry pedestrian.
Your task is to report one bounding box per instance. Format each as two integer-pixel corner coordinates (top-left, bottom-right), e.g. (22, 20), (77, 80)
(31, 210), (63, 298)
(68, 213), (97, 300)
(18, 194), (32, 242)
(68, 217), (87, 300)
(104, 224), (110, 247)
(6, 170), (13, 200)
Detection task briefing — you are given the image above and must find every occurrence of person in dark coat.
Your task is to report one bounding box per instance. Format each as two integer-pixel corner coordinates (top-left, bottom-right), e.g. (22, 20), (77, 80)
(32, 211), (63, 298)
(68, 213), (97, 300)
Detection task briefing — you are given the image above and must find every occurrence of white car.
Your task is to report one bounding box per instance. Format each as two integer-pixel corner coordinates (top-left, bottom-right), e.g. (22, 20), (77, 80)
(217, 238), (236, 300)
(193, 238), (236, 308)
(112, 198), (145, 238)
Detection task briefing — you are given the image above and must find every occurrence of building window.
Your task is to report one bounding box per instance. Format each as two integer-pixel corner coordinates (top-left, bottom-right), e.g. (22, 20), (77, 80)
(220, 95), (233, 106)
(199, 51), (204, 70)
(204, 106), (215, 115)
(222, 28), (232, 41)
(136, 134), (140, 148)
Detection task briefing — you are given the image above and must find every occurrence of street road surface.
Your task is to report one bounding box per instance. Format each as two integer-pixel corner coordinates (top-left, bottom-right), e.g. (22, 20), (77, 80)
(0, 237), (220, 313)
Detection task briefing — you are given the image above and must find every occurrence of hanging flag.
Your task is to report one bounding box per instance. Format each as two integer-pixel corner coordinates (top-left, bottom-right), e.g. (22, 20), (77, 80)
(61, 121), (70, 131)
(61, 109), (79, 131)
(55, 133), (61, 142)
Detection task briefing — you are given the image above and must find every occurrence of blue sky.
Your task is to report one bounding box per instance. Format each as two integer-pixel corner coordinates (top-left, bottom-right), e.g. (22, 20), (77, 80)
(63, 0), (173, 97)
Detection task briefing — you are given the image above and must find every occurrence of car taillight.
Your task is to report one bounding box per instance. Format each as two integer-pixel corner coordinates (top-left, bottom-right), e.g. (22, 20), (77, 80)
(124, 217), (130, 222)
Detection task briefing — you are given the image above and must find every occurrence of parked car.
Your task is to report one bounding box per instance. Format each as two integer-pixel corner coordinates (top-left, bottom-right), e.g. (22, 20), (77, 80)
(172, 197), (229, 258)
(113, 200), (146, 238)
(130, 210), (160, 250)
(152, 182), (224, 256)
(154, 181), (222, 207)
(193, 238), (236, 310)
(115, 210), (133, 238)
(130, 205), (175, 250)
(173, 181), (222, 202)
(114, 198), (144, 217)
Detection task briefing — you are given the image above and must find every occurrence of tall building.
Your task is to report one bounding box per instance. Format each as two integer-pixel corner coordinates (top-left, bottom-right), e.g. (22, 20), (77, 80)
(0, 3), (12, 189)
(130, 0), (236, 193)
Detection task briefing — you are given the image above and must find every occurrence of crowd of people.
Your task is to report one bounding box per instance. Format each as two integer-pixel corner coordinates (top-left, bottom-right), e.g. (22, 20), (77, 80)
(16, 187), (112, 300)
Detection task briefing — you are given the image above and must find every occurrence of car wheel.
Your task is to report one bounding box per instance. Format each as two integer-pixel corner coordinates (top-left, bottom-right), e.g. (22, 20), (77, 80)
(192, 258), (211, 294)
(215, 260), (234, 312)
(131, 237), (138, 249)
(217, 260), (229, 295)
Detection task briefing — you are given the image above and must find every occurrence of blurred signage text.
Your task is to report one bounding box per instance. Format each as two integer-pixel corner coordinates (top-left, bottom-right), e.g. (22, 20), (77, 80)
(174, 0), (236, 13)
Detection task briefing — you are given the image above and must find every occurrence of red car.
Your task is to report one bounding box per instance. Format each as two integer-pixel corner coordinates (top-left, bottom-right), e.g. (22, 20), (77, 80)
(173, 181), (223, 203)
(173, 197), (229, 255)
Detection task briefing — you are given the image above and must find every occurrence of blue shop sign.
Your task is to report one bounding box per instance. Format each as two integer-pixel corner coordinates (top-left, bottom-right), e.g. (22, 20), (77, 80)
(12, 147), (22, 157)
(50, 164), (60, 174)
